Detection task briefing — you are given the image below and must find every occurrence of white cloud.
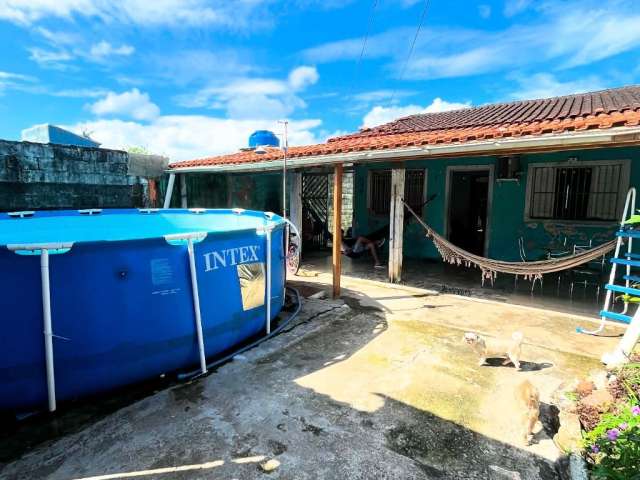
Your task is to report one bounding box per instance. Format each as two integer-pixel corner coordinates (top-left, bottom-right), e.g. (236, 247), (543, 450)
(176, 66), (319, 120)
(288, 66), (319, 90)
(361, 98), (471, 129)
(352, 89), (416, 104)
(0, 0), (272, 29)
(302, 27), (414, 63)
(52, 88), (109, 98)
(404, 47), (512, 80)
(303, 1), (640, 80)
(66, 116), (323, 161)
(0, 71), (32, 81)
(29, 29), (135, 67)
(89, 89), (160, 121)
(508, 73), (605, 100)
(153, 49), (257, 87)
(341, 89), (417, 116)
(36, 27), (80, 46)
(89, 41), (134, 60)
(503, 0), (533, 17)
(28, 47), (73, 65)
(0, 70), (35, 94)
(478, 4), (491, 19)
(557, 12), (640, 68)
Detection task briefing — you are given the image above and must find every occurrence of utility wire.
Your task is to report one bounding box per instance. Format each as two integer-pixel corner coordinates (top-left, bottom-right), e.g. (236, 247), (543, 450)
(350, 0), (379, 95)
(390, 0), (431, 106)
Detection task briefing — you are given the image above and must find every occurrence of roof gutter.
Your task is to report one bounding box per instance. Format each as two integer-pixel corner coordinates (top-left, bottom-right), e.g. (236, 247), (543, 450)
(167, 127), (640, 174)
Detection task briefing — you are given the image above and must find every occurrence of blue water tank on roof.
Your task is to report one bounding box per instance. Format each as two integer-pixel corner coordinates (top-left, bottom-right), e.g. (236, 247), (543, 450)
(249, 130), (279, 148)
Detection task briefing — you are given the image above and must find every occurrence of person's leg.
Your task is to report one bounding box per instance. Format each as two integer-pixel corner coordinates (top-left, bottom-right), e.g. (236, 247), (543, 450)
(364, 241), (382, 267)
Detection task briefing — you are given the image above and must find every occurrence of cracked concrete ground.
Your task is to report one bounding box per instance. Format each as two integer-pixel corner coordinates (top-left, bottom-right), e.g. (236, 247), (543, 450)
(0, 275), (623, 479)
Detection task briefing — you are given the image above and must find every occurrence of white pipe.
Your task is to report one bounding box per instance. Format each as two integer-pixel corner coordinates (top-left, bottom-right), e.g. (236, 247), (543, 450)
(265, 225), (272, 335)
(163, 173), (176, 209)
(180, 174), (188, 208)
(40, 249), (56, 412)
(622, 188), (636, 315)
(603, 307), (640, 366)
(283, 218), (300, 240)
(187, 238), (207, 375)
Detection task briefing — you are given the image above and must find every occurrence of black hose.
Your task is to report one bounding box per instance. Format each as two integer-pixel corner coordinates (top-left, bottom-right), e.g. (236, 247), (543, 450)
(177, 286), (302, 381)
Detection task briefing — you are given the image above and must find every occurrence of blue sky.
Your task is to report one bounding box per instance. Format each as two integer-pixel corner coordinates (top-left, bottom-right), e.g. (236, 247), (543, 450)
(1, 0), (639, 160)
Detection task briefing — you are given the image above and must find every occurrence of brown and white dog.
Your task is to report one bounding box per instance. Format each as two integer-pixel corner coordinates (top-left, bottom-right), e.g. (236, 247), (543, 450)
(514, 379), (540, 445)
(463, 331), (524, 369)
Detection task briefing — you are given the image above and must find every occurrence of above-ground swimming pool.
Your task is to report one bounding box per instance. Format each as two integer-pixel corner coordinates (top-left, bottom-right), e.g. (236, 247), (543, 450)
(0, 208), (286, 413)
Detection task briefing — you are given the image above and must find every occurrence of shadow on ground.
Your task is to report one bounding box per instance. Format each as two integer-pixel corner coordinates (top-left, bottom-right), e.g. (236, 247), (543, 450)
(0, 283), (568, 479)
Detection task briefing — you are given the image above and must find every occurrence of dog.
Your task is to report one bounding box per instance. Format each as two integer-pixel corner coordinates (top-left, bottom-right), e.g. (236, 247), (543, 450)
(463, 331), (524, 370)
(514, 379), (540, 445)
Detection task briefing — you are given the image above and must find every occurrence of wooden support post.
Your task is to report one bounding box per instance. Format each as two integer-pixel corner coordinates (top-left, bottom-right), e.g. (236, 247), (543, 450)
(388, 168), (405, 283)
(147, 178), (158, 208)
(332, 164), (343, 298)
(180, 174), (188, 208)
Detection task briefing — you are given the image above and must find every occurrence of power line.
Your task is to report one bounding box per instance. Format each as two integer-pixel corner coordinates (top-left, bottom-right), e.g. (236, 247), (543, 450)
(390, 0), (431, 106)
(350, 0), (379, 95)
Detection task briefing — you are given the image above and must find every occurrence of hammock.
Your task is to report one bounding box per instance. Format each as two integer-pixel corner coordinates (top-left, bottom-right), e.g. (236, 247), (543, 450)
(402, 201), (617, 285)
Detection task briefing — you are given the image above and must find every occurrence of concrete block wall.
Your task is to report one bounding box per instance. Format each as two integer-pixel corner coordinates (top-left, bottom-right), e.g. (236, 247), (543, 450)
(0, 139), (146, 212)
(327, 170), (354, 233)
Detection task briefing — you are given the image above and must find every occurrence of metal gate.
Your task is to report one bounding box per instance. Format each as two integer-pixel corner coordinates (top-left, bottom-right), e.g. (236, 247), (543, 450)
(302, 173), (329, 249)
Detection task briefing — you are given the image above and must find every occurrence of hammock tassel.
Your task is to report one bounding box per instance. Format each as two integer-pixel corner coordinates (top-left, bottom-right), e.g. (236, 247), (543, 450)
(407, 201), (616, 285)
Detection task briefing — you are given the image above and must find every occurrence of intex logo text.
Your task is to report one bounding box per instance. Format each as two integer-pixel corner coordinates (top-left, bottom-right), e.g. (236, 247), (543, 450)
(203, 245), (260, 271)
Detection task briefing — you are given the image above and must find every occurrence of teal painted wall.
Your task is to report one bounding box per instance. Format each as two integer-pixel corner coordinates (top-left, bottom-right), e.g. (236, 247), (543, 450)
(173, 145), (640, 262)
(353, 146), (640, 261)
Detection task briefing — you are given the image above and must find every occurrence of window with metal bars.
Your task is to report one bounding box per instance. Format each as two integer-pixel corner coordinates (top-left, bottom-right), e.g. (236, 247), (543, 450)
(368, 169), (426, 216)
(528, 163), (624, 221)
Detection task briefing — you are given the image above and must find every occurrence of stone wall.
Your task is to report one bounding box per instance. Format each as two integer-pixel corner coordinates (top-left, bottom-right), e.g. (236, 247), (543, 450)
(327, 170), (354, 233)
(0, 140), (149, 212)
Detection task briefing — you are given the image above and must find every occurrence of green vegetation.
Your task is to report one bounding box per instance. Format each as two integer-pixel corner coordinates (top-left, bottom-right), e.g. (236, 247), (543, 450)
(582, 364), (640, 480)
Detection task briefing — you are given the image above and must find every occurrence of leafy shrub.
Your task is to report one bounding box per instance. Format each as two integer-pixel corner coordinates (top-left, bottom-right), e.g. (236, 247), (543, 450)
(582, 402), (640, 479)
(582, 362), (640, 479)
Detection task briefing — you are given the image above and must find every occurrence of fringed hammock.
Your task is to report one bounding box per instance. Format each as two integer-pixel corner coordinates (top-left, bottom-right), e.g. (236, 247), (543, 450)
(402, 201), (617, 285)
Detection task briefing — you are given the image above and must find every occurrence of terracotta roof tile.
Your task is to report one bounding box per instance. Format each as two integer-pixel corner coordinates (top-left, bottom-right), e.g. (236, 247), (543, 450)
(170, 85), (640, 170)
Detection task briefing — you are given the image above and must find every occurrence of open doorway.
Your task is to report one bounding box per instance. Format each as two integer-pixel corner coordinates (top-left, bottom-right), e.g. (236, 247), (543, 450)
(446, 168), (492, 256)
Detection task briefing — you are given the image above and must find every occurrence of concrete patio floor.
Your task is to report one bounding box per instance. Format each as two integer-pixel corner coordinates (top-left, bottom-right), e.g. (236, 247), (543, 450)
(300, 250), (609, 318)
(0, 276), (625, 480)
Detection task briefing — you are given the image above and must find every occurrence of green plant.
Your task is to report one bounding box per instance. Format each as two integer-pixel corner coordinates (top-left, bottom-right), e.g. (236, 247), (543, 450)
(617, 286), (640, 304)
(583, 403), (640, 479)
(564, 391), (579, 401)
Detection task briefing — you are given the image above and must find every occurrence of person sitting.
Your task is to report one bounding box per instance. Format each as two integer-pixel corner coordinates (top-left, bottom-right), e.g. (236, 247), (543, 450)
(341, 225), (387, 269)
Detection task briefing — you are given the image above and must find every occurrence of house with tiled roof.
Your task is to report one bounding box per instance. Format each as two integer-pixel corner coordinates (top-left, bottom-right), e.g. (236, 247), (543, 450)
(165, 85), (640, 286)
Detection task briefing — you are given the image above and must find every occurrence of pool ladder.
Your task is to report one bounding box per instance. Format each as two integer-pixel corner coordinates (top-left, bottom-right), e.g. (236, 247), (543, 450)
(579, 187), (637, 335)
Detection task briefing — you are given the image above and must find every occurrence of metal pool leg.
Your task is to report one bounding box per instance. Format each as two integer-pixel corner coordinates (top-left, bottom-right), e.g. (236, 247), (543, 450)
(187, 238), (207, 375)
(40, 249), (56, 412)
(265, 225), (272, 335)
(163, 173), (176, 209)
